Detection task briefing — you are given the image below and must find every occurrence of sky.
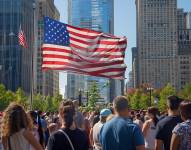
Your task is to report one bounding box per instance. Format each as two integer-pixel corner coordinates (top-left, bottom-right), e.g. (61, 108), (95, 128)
(54, 0), (191, 96)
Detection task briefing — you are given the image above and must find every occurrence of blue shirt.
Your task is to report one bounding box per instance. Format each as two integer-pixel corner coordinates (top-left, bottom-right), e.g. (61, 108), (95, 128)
(100, 116), (144, 150)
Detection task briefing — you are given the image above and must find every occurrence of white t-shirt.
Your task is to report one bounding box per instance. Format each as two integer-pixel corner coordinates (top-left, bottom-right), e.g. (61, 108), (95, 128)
(93, 121), (104, 150)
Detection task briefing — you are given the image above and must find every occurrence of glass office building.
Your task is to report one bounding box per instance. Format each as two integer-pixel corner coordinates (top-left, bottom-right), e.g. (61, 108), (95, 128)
(67, 0), (118, 102)
(0, 0), (34, 93)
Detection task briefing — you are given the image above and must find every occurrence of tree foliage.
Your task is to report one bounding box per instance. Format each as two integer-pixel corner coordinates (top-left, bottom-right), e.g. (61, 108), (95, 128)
(0, 84), (63, 112)
(0, 84), (15, 110)
(179, 83), (191, 99)
(15, 88), (29, 109)
(87, 81), (100, 111)
(158, 83), (176, 111)
(128, 89), (149, 110)
(32, 94), (45, 111)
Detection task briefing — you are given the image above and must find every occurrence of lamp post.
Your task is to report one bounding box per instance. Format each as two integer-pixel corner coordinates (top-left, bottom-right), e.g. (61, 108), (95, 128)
(78, 89), (82, 106)
(85, 90), (89, 106)
(147, 87), (153, 107)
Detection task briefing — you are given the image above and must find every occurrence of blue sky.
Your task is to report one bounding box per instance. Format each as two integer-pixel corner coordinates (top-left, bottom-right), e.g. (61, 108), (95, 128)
(54, 0), (191, 96)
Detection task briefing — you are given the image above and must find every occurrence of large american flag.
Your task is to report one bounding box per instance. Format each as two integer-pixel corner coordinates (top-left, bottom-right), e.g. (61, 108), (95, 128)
(42, 17), (127, 79)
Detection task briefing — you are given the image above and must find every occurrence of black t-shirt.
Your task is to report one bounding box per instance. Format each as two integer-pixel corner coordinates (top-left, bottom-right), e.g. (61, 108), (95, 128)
(155, 115), (182, 150)
(47, 128), (89, 150)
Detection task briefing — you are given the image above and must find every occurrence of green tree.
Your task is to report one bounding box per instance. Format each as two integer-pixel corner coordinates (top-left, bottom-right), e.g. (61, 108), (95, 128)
(52, 92), (63, 111)
(87, 81), (100, 110)
(129, 89), (149, 110)
(179, 83), (191, 100)
(158, 83), (176, 111)
(0, 84), (7, 110)
(0, 84), (15, 110)
(15, 88), (29, 109)
(32, 94), (45, 111)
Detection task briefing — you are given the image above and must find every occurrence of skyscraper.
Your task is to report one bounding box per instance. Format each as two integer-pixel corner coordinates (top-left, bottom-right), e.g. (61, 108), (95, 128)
(177, 10), (191, 89)
(135, 0), (178, 88)
(0, 0), (34, 93)
(186, 12), (191, 29)
(132, 47), (139, 88)
(33, 0), (59, 96)
(67, 0), (120, 103)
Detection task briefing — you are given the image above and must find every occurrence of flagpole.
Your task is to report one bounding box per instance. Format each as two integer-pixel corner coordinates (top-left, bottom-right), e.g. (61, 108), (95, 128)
(30, 0), (36, 110)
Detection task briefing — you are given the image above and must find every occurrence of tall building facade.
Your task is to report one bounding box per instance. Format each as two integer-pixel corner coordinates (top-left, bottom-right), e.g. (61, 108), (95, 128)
(132, 47), (139, 88)
(67, 0), (120, 103)
(177, 10), (191, 89)
(186, 12), (191, 29)
(135, 0), (178, 89)
(33, 0), (59, 96)
(0, 0), (34, 94)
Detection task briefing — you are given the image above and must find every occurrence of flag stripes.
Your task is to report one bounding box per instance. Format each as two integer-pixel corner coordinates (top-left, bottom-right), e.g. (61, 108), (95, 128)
(42, 17), (127, 79)
(18, 26), (28, 48)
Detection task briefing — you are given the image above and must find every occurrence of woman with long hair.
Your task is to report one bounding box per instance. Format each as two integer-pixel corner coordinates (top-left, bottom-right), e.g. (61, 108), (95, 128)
(1, 103), (43, 150)
(171, 100), (191, 150)
(142, 107), (159, 150)
(47, 100), (89, 150)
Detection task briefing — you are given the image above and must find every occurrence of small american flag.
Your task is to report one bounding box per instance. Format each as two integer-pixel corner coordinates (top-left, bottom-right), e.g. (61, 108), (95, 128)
(42, 17), (127, 79)
(18, 25), (28, 48)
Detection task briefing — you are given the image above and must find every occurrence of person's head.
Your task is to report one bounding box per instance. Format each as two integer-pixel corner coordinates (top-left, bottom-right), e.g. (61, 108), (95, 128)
(1, 103), (32, 137)
(37, 110), (43, 117)
(179, 100), (191, 121)
(113, 96), (129, 117)
(100, 108), (112, 123)
(72, 100), (79, 110)
(167, 95), (182, 111)
(28, 110), (38, 124)
(147, 107), (159, 126)
(135, 113), (141, 120)
(59, 100), (75, 128)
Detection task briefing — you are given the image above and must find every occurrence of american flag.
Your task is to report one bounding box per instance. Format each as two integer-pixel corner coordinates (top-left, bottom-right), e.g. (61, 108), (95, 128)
(18, 26), (28, 48)
(42, 17), (127, 79)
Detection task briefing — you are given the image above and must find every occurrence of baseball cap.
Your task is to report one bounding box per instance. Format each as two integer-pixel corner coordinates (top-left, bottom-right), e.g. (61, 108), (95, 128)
(100, 108), (112, 117)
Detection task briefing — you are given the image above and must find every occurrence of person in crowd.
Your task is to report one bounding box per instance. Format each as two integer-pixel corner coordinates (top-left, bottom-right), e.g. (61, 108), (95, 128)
(48, 123), (58, 135)
(0, 112), (3, 150)
(142, 107), (159, 150)
(90, 108), (112, 150)
(1, 103), (43, 150)
(134, 113), (143, 129)
(83, 111), (91, 137)
(155, 95), (182, 150)
(28, 110), (44, 149)
(100, 96), (145, 150)
(38, 110), (49, 145)
(158, 111), (168, 120)
(47, 100), (89, 150)
(73, 100), (85, 130)
(106, 114), (115, 122)
(130, 110), (135, 121)
(171, 100), (191, 150)
(89, 110), (100, 128)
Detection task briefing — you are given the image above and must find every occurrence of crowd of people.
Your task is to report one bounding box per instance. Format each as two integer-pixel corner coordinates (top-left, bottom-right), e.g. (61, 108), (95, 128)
(0, 95), (191, 150)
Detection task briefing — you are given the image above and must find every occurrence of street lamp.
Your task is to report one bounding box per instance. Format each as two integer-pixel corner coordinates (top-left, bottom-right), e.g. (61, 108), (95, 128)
(85, 90), (89, 106)
(147, 87), (153, 107)
(78, 88), (82, 106)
